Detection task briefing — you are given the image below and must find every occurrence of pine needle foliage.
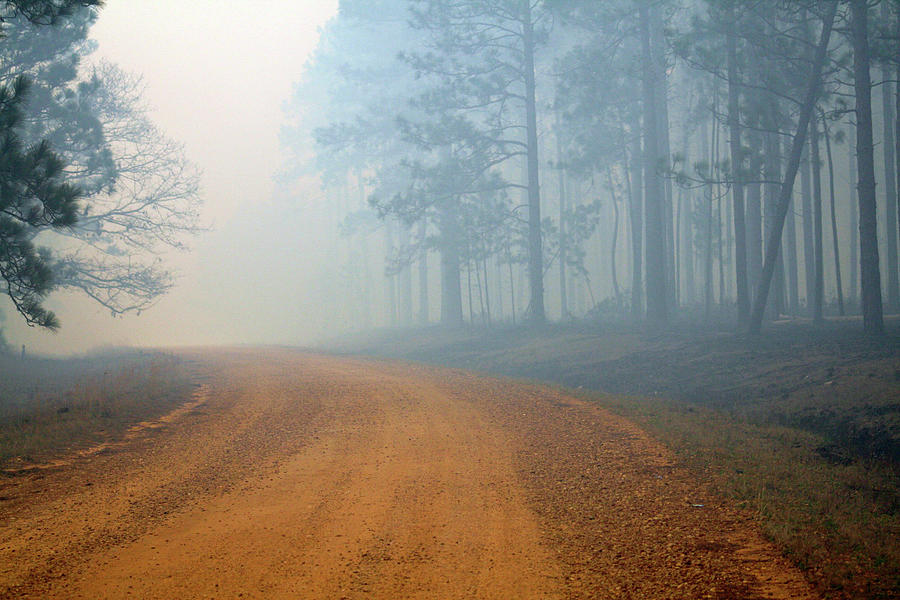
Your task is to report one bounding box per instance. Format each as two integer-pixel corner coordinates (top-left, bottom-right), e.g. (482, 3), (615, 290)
(0, 0), (100, 329)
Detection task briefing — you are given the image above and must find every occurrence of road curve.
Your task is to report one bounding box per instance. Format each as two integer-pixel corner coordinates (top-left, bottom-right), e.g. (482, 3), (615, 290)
(0, 348), (816, 599)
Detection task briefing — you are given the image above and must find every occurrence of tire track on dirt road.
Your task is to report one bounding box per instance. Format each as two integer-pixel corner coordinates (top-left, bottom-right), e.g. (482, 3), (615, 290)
(0, 349), (817, 599)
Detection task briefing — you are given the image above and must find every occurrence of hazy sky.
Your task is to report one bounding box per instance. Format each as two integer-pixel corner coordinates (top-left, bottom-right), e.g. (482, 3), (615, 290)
(5, 0), (339, 354)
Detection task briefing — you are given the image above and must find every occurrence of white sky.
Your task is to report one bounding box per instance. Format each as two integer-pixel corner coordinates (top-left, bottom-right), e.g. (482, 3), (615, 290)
(89, 0), (338, 220)
(6, 0), (340, 354)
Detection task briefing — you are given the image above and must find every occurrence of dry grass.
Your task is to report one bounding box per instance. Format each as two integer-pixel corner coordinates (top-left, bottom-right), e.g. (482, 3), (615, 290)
(0, 350), (194, 468)
(592, 392), (900, 599)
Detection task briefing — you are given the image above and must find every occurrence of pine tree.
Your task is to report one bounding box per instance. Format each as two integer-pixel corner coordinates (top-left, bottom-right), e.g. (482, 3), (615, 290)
(403, 0), (551, 323)
(0, 75), (80, 328)
(850, 0), (884, 335)
(0, 1), (101, 328)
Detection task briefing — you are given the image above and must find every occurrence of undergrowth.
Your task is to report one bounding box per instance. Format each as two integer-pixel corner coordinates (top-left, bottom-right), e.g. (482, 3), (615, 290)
(592, 392), (900, 600)
(0, 350), (194, 467)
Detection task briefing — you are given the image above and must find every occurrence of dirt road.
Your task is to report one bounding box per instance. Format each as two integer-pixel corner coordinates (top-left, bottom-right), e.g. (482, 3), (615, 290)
(0, 349), (817, 599)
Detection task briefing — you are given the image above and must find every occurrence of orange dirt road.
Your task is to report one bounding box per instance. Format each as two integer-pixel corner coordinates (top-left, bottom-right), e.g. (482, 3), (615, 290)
(0, 349), (817, 599)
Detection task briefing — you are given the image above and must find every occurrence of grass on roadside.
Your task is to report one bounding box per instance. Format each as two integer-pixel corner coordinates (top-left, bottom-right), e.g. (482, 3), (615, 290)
(590, 391), (899, 599)
(0, 350), (195, 468)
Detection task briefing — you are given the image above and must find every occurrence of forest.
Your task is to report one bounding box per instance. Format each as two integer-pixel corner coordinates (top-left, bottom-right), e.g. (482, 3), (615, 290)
(281, 0), (900, 337)
(1, 2), (899, 598)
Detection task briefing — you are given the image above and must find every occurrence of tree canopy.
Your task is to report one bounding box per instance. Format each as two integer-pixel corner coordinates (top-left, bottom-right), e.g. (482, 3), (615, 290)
(1, 0), (201, 332)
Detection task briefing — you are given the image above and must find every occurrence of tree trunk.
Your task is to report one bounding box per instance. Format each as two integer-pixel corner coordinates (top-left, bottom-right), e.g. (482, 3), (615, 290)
(749, 1), (837, 334)
(607, 167), (622, 310)
(556, 119), (569, 319)
(398, 225), (413, 326)
(675, 172), (682, 307)
(785, 180), (800, 316)
(801, 141), (815, 314)
(651, 6), (676, 314)
(494, 257), (503, 322)
(746, 119), (763, 299)
(361, 233), (373, 330)
(640, 2), (667, 326)
(849, 125), (859, 305)
(718, 185), (725, 308)
(680, 129), (696, 307)
(465, 251), (474, 324)
(882, 54), (899, 309)
(703, 115), (714, 319)
(358, 179), (373, 329)
(764, 129), (785, 320)
(715, 106), (724, 309)
(522, 0), (544, 323)
(476, 250), (488, 326)
(418, 221), (428, 324)
(823, 114), (845, 315)
(896, 53), (900, 296)
(725, 166), (734, 301)
(811, 119), (824, 324)
(439, 216), (463, 326)
(386, 221), (398, 327)
(506, 241), (516, 325)
(483, 254), (492, 325)
(684, 188), (695, 306)
(727, 7), (750, 323)
(627, 118), (643, 318)
(850, 0), (884, 335)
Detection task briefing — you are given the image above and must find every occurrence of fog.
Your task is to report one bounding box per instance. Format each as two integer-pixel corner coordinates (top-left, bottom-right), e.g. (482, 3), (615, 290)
(2, 5), (897, 595)
(3, 1), (339, 353)
(1, 0), (898, 354)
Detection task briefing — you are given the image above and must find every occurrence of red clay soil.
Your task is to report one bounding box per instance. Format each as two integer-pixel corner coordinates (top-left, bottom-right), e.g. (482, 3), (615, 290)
(0, 348), (817, 599)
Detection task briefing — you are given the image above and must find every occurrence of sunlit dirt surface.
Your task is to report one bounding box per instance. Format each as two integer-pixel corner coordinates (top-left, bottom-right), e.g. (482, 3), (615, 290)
(0, 348), (817, 599)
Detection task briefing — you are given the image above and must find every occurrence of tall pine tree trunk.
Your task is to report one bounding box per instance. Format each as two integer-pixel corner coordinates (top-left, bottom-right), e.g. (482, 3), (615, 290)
(882, 56), (899, 309)
(718, 182), (726, 308)
(640, 1), (667, 326)
(703, 115), (714, 319)
(556, 119), (568, 319)
(439, 214), (463, 326)
(811, 119), (825, 324)
(850, 0), (884, 335)
(399, 225), (413, 326)
(386, 221), (398, 327)
(849, 125), (859, 306)
(727, 6), (750, 323)
(764, 128), (785, 320)
(801, 142), (816, 314)
(357, 179), (373, 329)
(651, 6), (676, 314)
(823, 115), (845, 315)
(681, 130), (696, 306)
(896, 51), (900, 291)
(465, 250), (474, 324)
(418, 221), (428, 324)
(506, 241), (516, 325)
(684, 189), (696, 305)
(522, 0), (544, 323)
(494, 257), (504, 322)
(675, 172), (682, 307)
(627, 118), (643, 318)
(785, 183), (800, 316)
(607, 167), (623, 310)
(746, 117), (763, 300)
(361, 233), (373, 329)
